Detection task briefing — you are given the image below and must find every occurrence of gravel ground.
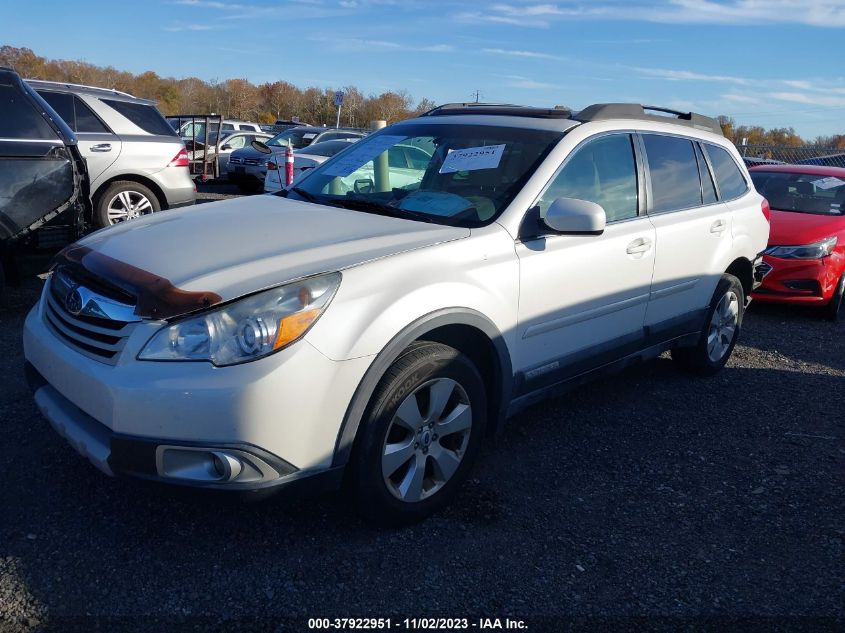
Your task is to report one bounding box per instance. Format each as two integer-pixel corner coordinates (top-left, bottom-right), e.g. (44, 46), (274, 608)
(0, 266), (842, 630)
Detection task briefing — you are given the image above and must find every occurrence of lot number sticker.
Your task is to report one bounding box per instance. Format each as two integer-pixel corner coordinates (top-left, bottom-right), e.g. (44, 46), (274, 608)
(439, 144), (505, 174)
(812, 176), (845, 190)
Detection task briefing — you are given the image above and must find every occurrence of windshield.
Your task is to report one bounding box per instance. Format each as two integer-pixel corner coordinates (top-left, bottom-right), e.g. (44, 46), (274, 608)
(268, 128), (319, 149)
(299, 140), (357, 157)
(751, 171), (845, 216)
(286, 123), (562, 227)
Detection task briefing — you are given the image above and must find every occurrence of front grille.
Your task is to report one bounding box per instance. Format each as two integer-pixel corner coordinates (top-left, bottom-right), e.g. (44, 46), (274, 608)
(228, 156), (243, 165)
(243, 158), (262, 166)
(43, 274), (138, 365)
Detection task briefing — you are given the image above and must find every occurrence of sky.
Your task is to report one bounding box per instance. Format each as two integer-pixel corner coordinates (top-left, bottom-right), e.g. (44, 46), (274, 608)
(2, 0), (844, 139)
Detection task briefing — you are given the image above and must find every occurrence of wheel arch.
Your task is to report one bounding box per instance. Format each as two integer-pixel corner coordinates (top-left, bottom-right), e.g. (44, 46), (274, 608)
(725, 256), (753, 300)
(92, 174), (169, 211)
(331, 308), (513, 468)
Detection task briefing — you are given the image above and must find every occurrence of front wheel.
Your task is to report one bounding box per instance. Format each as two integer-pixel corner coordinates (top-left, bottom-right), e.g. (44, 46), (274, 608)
(348, 342), (487, 524)
(672, 274), (744, 376)
(825, 274), (844, 322)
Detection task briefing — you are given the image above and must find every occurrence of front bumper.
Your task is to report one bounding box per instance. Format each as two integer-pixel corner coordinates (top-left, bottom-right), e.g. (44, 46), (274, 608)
(752, 253), (843, 305)
(23, 294), (372, 490)
(227, 163), (266, 185)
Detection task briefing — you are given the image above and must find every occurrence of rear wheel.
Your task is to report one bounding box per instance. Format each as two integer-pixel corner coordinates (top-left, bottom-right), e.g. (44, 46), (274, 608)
(96, 181), (160, 228)
(348, 342), (487, 524)
(825, 274), (844, 322)
(672, 274), (744, 376)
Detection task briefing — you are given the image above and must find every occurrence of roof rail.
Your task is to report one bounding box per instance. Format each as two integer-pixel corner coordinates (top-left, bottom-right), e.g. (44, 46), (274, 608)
(573, 103), (723, 136)
(422, 103), (573, 119)
(24, 78), (137, 100)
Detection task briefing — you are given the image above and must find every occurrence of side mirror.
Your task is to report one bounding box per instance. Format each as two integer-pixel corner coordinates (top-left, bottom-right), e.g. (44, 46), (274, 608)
(542, 197), (606, 235)
(251, 140), (272, 154)
(220, 143), (231, 151)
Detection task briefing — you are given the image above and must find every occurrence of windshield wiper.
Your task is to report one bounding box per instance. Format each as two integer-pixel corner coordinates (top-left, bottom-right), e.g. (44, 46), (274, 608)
(288, 186), (321, 203)
(332, 197), (438, 223)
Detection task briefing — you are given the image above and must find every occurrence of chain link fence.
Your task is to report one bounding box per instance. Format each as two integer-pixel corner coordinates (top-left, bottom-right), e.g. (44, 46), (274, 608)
(735, 144), (845, 168)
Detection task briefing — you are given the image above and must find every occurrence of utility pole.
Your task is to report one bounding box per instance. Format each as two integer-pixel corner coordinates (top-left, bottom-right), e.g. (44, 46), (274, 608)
(471, 89), (483, 103)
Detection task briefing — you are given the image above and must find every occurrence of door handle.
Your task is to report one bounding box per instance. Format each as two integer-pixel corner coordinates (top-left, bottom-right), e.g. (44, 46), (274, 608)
(710, 219), (727, 235)
(90, 143), (112, 152)
(626, 237), (653, 257)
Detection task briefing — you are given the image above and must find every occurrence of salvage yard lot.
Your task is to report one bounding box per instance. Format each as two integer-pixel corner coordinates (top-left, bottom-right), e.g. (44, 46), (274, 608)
(1, 270), (843, 626)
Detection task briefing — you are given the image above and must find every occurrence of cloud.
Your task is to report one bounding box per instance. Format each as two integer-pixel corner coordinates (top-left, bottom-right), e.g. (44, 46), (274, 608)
(768, 91), (845, 107)
(309, 37), (454, 53)
(482, 47), (564, 60)
(499, 74), (555, 89)
(163, 23), (216, 31)
(632, 66), (750, 85)
(455, 1), (845, 28)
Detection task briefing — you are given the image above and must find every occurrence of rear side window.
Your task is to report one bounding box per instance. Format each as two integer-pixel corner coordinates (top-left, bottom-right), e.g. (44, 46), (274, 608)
(222, 123), (235, 131)
(102, 99), (175, 136)
(74, 97), (109, 133)
(642, 134), (702, 212)
(704, 144), (748, 200)
(37, 91), (110, 134)
(538, 133), (639, 223)
(0, 83), (58, 140)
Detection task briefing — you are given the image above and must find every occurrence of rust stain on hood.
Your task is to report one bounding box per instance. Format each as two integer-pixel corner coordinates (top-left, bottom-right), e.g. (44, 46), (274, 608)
(54, 244), (223, 319)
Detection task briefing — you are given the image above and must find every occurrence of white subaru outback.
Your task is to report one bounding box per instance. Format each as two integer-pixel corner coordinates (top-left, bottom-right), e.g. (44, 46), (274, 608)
(24, 103), (770, 523)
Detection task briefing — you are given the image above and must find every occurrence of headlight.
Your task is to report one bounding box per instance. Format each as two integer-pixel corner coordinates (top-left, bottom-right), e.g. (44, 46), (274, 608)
(138, 272), (341, 366)
(765, 236), (837, 260)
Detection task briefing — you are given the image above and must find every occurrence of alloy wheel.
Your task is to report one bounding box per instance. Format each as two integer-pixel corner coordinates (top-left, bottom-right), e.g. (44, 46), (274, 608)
(106, 191), (153, 224)
(707, 290), (739, 362)
(381, 377), (472, 503)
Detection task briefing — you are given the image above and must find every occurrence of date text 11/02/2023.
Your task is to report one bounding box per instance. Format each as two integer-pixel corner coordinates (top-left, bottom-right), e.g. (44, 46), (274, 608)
(307, 617), (528, 630)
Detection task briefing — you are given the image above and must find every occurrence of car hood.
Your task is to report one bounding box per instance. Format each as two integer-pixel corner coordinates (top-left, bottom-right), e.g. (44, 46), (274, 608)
(768, 209), (843, 246)
(70, 195), (468, 313)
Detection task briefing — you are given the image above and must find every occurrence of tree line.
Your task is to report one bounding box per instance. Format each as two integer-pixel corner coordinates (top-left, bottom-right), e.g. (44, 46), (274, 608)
(0, 45), (435, 127)
(2, 45), (842, 146)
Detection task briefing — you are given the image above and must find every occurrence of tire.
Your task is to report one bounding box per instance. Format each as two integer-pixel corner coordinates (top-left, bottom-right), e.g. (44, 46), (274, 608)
(95, 181), (161, 228)
(347, 342), (487, 525)
(825, 274), (844, 322)
(237, 181), (261, 194)
(0, 259), (5, 298)
(672, 274), (745, 376)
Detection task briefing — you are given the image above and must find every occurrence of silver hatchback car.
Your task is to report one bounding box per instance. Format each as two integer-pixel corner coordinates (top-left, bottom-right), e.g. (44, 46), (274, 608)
(27, 80), (196, 228)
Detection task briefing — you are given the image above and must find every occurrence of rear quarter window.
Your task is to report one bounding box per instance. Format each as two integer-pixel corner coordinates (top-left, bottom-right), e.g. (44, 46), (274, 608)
(704, 144), (748, 200)
(102, 99), (175, 136)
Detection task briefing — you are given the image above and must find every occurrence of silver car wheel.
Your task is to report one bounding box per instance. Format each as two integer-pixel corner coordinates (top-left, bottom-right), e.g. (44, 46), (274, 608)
(706, 290), (739, 362)
(381, 377), (472, 503)
(106, 190), (153, 224)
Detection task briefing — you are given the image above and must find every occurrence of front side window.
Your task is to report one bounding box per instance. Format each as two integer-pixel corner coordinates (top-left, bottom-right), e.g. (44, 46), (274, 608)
(537, 133), (639, 223)
(750, 171), (845, 216)
(642, 134), (702, 213)
(287, 123), (562, 227)
(704, 143), (748, 200)
(223, 134), (246, 149)
(102, 99), (175, 136)
(37, 91), (74, 128)
(0, 84), (58, 140)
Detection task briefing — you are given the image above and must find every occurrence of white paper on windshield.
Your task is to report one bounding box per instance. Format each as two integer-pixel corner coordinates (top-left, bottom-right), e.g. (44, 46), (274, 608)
(398, 191), (471, 217)
(303, 133), (317, 140)
(439, 144), (505, 174)
(812, 176), (845, 190)
(321, 135), (407, 177)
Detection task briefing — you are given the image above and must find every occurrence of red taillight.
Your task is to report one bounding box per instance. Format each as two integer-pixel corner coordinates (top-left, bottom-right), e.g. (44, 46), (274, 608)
(267, 161), (278, 171)
(761, 198), (771, 222)
(168, 148), (189, 168)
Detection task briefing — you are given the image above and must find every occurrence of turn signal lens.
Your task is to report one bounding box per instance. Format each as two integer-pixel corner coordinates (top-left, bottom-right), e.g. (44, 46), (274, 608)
(275, 309), (321, 349)
(761, 198), (771, 222)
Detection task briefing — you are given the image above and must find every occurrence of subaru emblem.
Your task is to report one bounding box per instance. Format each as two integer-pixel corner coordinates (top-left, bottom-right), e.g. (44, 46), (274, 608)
(65, 287), (83, 315)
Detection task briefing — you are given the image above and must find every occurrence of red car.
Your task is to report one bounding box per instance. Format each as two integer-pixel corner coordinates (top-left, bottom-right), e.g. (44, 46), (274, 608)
(749, 165), (845, 320)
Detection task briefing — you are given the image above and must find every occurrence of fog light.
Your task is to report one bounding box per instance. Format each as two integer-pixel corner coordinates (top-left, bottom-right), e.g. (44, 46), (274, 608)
(211, 451), (243, 481)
